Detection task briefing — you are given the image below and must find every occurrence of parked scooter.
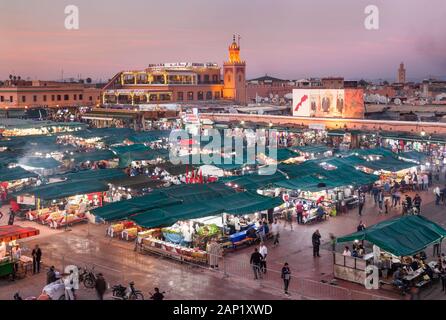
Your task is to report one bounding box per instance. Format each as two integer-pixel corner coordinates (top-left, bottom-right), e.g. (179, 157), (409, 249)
(78, 265), (97, 289)
(112, 282), (144, 300)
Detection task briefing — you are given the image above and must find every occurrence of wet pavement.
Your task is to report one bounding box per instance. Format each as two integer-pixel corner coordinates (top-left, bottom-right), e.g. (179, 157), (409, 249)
(1, 177), (446, 300)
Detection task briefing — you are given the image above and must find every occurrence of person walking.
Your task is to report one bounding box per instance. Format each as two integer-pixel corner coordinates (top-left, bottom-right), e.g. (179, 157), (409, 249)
(413, 194), (422, 214)
(95, 273), (107, 300)
(271, 219), (280, 247)
(259, 242), (268, 274)
(372, 184), (379, 205)
(384, 198), (390, 214)
(357, 221), (366, 232)
(377, 189), (384, 213)
(422, 173), (429, 191)
(440, 269), (446, 294)
(329, 233), (336, 252)
(250, 248), (263, 280)
(31, 245), (42, 274)
(295, 202), (304, 225)
(312, 230), (321, 258)
(64, 270), (75, 300)
(151, 287), (165, 300)
(46, 266), (57, 285)
(281, 262), (291, 295)
(358, 194), (365, 216)
(7, 208), (15, 225)
(433, 242), (441, 257)
(434, 186), (441, 205)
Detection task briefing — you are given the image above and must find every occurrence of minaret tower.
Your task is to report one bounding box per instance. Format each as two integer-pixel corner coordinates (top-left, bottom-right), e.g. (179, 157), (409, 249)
(223, 35), (247, 105)
(398, 62), (406, 84)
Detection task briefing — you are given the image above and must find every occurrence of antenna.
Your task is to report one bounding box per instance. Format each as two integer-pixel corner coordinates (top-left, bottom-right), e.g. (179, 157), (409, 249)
(238, 34), (241, 47)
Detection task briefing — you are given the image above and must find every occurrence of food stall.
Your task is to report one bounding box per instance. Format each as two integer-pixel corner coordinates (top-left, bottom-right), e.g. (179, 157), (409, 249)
(335, 215), (446, 289)
(67, 150), (119, 170)
(0, 225), (40, 279)
(19, 180), (109, 228)
(0, 166), (38, 194)
(16, 156), (63, 176)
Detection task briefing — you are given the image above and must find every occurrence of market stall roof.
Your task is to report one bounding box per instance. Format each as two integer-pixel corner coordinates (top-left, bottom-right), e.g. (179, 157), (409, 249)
(359, 156), (416, 172)
(111, 144), (149, 155)
(107, 175), (165, 190)
(398, 151), (428, 164)
(0, 225), (40, 243)
(336, 215), (446, 257)
(221, 172), (287, 191)
(291, 145), (331, 155)
(213, 192), (283, 215)
(22, 180), (109, 200)
(72, 127), (135, 143)
(275, 158), (378, 191)
(379, 132), (446, 144)
(92, 183), (235, 221)
(327, 129), (364, 137)
(0, 151), (21, 167)
(59, 168), (127, 182)
(175, 153), (256, 171)
(131, 201), (221, 228)
(162, 182), (236, 203)
(18, 157), (62, 169)
(92, 191), (181, 221)
(0, 166), (38, 182)
(118, 149), (170, 167)
(258, 148), (300, 163)
(0, 119), (85, 130)
(70, 150), (118, 163)
(127, 130), (171, 143)
(131, 191), (282, 228)
(351, 147), (394, 158)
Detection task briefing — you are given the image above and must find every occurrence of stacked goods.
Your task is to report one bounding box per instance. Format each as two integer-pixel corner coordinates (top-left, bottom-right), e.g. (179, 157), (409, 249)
(107, 221), (137, 238)
(44, 211), (63, 225)
(141, 237), (207, 264)
(122, 227), (139, 241)
(107, 223), (125, 237)
(197, 224), (220, 237)
(27, 208), (52, 221)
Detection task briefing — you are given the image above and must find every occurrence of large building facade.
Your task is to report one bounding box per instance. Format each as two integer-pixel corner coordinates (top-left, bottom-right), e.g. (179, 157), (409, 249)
(0, 80), (102, 109)
(102, 37), (247, 106)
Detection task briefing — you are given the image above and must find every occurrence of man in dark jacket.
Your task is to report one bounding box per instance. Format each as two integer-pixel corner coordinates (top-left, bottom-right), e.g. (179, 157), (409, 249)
(31, 245), (42, 274)
(8, 208), (15, 225)
(250, 248), (263, 280)
(413, 194), (422, 214)
(357, 221), (366, 232)
(46, 266), (57, 284)
(95, 273), (107, 300)
(312, 230), (321, 257)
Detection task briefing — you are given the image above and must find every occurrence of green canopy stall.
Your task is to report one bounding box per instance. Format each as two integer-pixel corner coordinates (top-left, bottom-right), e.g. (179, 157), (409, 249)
(0, 167), (38, 182)
(336, 215), (446, 257)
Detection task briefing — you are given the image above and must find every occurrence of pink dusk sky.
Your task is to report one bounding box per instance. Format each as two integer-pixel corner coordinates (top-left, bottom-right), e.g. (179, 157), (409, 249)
(1, 0), (445, 82)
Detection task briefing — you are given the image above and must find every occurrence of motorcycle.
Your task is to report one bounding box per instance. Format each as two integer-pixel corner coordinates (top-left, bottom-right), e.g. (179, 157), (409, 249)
(78, 266), (97, 289)
(112, 282), (144, 300)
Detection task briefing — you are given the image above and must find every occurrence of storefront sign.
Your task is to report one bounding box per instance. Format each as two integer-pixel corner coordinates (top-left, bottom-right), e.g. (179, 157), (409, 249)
(17, 195), (35, 206)
(309, 124), (326, 130)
